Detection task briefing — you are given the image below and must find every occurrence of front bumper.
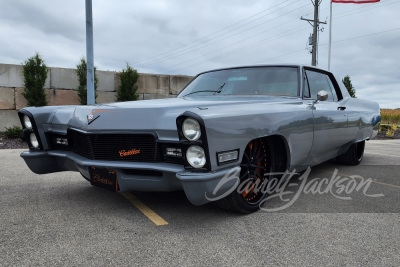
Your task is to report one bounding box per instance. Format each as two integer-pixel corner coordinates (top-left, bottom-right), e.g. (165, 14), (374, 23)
(21, 151), (240, 205)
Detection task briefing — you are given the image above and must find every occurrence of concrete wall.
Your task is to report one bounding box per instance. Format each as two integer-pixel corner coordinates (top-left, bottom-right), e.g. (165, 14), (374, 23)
(0, 63), (193, 131)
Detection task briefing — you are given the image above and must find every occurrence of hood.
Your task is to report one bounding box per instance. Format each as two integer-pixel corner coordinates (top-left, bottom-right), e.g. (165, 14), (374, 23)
(50, 95), (303, 132)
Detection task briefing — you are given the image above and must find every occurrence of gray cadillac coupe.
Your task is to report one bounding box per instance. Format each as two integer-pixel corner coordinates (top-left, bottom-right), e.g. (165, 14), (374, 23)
(19, 65), (380, 213)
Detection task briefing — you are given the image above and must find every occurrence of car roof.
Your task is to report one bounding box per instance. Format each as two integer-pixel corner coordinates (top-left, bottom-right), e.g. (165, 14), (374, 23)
(197, 64), (331, 76)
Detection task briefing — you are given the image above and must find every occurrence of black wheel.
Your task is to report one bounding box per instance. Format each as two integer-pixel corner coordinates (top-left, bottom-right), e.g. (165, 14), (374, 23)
(336, 140), (365, 165)
(217, 138), (274, 213)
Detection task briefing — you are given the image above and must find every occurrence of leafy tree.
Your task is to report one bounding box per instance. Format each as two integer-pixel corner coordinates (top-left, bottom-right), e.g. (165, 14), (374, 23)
(76, 58), (98, 105)
(342, 75), (356, 98)
(117, 63), (139, 101)
(22, 53), (48, 106)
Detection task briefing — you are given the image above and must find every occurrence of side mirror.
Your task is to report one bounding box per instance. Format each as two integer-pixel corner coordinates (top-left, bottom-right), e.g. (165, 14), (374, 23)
(317, 90), (328, 102)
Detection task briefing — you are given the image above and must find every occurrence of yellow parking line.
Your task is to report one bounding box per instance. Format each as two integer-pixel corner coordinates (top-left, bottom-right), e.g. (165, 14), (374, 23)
(322, 170), (400, 190)
(121, 192), (168, 226)
(364, 152), (400, 158)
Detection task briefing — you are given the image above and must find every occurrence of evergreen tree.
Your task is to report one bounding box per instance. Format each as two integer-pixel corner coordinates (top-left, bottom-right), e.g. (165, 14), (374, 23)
(117, 63), (139, 101)
(342, 75), (356, 98)
(76, 58), (98, 105)
(22, 53), (48, 106)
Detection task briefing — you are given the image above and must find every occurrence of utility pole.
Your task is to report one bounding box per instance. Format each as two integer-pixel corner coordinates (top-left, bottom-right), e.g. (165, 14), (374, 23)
(301, 0), (326, 66)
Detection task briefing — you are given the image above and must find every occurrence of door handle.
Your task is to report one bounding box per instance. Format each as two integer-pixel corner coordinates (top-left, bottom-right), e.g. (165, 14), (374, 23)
(338, 106), (346, 111)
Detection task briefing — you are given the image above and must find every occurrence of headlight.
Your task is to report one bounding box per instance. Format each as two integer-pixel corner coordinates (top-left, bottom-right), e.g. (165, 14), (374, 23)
(23, 115), (33, 130)
(186, 145), (206, 168)
(182, 118), (201, 141)
(30, 133), (39, 149)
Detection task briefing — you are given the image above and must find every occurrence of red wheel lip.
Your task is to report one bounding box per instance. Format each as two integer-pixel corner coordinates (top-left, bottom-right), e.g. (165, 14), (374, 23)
(240, 139), (268, 204)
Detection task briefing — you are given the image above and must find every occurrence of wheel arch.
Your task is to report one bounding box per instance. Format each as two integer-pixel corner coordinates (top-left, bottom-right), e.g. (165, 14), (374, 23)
(244, 134), (290, 172)
(217, 134), (291, 213)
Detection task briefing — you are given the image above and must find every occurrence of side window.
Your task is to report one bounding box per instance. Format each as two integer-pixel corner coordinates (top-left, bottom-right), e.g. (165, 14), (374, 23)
(305, 70), (337, 101)
(303, 72), (311, 98)
(327, 77), (338, 101)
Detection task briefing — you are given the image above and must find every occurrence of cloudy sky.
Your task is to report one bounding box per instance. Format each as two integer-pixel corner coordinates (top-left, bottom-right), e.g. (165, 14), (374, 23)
(1, 0), (399, 108)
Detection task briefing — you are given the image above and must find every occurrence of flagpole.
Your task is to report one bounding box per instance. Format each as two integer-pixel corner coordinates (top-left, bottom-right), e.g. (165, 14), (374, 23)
(328, 1), (333, 70)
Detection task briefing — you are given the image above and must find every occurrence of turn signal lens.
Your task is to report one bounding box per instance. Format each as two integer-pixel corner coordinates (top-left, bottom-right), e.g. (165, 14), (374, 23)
(217, 150), (239, 164)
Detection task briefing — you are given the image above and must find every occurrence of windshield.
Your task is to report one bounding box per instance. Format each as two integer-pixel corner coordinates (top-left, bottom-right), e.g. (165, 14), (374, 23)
(178, 67), (299, 97)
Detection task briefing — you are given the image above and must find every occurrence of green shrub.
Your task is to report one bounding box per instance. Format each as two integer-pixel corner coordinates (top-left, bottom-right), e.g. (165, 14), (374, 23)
(76, 58), (98, 105)
(22, 53), (48, 107)
(385, 124), (397, 138)
(386, 128), (394, 138)
(4, 126), (23, 139)
(117, 63), (139, 102)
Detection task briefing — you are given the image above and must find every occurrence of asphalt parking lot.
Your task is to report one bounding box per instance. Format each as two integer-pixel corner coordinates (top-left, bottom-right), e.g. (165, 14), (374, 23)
(1, 140), (399, 266)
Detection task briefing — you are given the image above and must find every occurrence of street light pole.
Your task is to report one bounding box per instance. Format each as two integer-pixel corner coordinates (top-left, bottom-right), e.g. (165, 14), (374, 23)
(86, 0), (95, 105)
(328, 1), (333, 70)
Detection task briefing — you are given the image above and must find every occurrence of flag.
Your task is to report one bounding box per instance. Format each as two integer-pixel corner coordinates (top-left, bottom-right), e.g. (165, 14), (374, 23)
(332, 0), (380, 3)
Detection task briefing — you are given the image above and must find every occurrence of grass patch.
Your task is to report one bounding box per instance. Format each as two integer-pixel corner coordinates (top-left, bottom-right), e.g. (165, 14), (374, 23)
(381, 109), (400, 125)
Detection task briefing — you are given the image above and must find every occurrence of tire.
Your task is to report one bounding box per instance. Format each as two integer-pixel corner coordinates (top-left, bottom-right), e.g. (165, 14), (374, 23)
(336, 140), (365, 165)
(217, 138), (275, 213)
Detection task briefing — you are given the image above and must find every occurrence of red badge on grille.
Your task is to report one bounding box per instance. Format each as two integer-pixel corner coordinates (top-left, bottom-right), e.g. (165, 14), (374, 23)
(119, 149), (141, 157)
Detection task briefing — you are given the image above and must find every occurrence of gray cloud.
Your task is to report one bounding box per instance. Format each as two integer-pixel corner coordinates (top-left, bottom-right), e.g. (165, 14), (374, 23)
(0, 0), (399, 108)
(0, 0), (85, 42)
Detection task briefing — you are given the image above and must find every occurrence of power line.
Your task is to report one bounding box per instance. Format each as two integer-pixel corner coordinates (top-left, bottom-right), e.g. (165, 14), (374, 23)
(172, 1), (400, 73)
(134, 1), (294, 65)
(171, 25), (310, 73)
(175, 25), (400, 73)
(138, 2), (310, 68)
(139, 1), (308, 66)
(139, 3), (310, 68)
(257, 48), (307, 63)
(141, 0), (394, 69)
(257, 27), (400, 63)
(321, 26), (400, 45)
(144, 0), (389, 70)
(148, 0), (399, 74)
